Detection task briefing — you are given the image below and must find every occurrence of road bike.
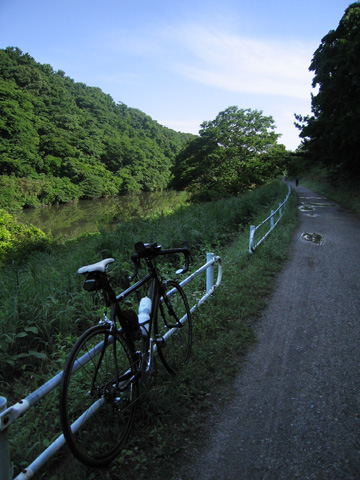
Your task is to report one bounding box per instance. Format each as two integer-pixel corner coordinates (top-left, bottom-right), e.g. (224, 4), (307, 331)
(59, 241), (192, 467)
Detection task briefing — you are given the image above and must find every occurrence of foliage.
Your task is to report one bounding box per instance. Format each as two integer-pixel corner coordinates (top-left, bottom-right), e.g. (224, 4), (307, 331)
(0, 47), (194, 210)
(295, 3), (360, 179)
(0, 180), (288, 381)
(0, 208), (50, 263)
(0, 180), (298, 480)
(171, 106), (287, 199)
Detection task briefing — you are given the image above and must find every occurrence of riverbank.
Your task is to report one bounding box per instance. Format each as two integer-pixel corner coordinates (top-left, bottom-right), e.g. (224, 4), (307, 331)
(1, 180), (298, 479)
(13, 190), (188, 241)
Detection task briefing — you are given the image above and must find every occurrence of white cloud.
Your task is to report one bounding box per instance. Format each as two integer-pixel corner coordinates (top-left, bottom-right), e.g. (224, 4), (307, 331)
(165, 25), (315, 100)
(99, 21), (316, 149)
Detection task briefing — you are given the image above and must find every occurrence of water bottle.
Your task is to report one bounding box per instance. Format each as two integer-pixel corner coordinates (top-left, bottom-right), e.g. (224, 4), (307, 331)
(138, 296), (152, 336)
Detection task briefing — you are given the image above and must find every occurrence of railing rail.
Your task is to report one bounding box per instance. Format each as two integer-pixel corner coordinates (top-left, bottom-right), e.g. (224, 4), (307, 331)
(0, 253), (222, 480)
(249, 184), (291, 253)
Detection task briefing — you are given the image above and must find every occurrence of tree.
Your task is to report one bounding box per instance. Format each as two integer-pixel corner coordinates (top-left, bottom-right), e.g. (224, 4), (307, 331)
(172, 106), (285, 199)
(295, 2), (360, 177)
(0, 47), (195, 208)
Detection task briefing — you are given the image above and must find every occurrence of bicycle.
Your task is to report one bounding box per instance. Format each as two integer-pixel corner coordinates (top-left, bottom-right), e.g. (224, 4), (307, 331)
(59, 241), (192, 467)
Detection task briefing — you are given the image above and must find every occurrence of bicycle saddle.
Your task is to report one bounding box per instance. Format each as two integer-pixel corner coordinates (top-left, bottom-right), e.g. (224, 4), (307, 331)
(77, 258), (114, 275)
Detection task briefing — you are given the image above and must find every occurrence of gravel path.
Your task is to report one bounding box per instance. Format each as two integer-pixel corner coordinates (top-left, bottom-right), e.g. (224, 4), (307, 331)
(175, 183), (360, 480)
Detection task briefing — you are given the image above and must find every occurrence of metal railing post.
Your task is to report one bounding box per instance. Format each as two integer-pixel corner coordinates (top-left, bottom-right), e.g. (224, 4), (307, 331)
(206, 253), (214, 292)
(249, 226), (255, 254)
(0, 396), (11, 480)
(248, 183), (291, 253)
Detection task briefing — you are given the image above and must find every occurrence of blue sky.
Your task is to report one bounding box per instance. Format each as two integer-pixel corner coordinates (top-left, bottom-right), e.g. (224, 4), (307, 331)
(0, 0), (353, 150)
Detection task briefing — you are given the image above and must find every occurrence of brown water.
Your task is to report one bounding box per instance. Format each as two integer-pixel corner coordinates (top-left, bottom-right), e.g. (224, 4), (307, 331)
(14, 191), (187, 241)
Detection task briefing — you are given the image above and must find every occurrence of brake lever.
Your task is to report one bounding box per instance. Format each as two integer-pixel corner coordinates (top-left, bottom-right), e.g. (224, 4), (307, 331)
(176, 258), (189, 275)
(129, 254), (140, 281)
(176, 241), (190, 275)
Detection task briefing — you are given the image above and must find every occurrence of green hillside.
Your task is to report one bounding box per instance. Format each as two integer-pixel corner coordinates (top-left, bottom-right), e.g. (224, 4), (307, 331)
(0, 47), (194, 210)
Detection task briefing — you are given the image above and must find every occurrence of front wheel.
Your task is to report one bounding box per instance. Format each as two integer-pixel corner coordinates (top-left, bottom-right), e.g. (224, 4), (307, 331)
(154, 280), (192, 374)
(59, 324), (137, 467)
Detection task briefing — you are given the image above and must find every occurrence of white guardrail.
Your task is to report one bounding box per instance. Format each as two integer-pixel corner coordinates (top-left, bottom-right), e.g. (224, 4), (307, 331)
(249, 184), (291, 254)
(0, 253), (222, 480)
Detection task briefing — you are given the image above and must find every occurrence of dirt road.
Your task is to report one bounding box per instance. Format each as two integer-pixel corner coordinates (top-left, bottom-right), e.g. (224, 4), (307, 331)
(175, 184), (360, 479)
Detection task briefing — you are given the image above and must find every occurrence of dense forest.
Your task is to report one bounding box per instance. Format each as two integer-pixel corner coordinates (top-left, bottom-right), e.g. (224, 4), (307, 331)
(0, 47), (194, 210)
(294, 2), (360, 181)
(0, 47), (290, 214)
(0, 46), (291, 264)
(2, 2), (360, 217)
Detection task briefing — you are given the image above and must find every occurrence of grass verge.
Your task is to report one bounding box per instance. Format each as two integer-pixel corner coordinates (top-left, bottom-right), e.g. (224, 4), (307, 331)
(1, 181), (299, 479)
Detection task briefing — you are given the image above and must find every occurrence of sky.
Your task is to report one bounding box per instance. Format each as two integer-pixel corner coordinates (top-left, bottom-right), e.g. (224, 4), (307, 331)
(0, 0), (354, 151)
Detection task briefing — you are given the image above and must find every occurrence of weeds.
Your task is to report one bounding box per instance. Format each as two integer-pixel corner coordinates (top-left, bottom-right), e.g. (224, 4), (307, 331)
(0, 180), (299, 479)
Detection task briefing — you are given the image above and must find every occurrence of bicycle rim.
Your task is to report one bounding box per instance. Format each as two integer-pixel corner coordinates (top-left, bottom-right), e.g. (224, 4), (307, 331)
(154, 280), (192, 374)
(60, 325), (137, 467)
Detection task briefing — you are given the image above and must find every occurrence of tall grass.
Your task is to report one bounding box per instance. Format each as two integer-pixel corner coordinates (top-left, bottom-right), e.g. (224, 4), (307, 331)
(0, 180), (298, 479)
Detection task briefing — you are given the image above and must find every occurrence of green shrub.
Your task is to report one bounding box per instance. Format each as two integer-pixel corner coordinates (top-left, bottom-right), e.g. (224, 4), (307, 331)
(0, 208), (50, 263)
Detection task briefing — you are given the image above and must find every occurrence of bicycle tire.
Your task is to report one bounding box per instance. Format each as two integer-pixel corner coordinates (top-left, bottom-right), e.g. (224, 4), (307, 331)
(59, 324), (138, 467)
(154, 280), (192, 374)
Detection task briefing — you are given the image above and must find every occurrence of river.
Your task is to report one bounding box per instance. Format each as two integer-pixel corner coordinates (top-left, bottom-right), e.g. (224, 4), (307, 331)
(13, 191), (187, 241)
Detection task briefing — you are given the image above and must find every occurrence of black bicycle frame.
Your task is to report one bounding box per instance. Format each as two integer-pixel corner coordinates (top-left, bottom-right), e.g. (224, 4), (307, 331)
(113, 268), (161, 375)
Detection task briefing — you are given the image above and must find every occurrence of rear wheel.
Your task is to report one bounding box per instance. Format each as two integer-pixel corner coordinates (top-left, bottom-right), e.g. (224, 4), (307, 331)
(154, 280), (192, 374)
(60, 324), (137, 467)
